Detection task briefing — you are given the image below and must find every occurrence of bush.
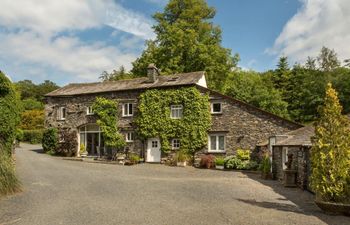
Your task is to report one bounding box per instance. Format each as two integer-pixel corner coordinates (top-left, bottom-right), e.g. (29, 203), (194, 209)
(23, 130), (44, 144)
(176, 150), (188, 162)
(42, 128), (58, 153)
(215, 157), (225, 166)
(246, 161), (259, 170)
(21, 98), (44, 110)
(16, 129), (24, 141)
(129, 153), (140, 164)
(0, 154), (21, 195)
(224, 155), (259, 170)
(200, 154), (215, 169)
(20, 109), (44, 130)
(236, 149), (250, 161)
(55, 129), (78, 157)
(259, 154), (271, 174)
(225, 156), (242, 169)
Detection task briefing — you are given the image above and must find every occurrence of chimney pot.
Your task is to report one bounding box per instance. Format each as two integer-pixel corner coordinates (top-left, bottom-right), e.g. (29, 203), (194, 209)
(147, 63), (159, 83)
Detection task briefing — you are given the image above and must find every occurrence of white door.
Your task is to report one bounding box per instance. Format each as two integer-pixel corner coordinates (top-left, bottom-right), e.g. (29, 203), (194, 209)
(146, 138), (161, 162)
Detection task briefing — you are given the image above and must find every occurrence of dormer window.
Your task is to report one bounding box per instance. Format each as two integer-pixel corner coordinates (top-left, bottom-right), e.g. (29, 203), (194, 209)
(122, 103), (133, 117)
(170, 105), (183, 119)
(211, 102), (222, 114)
(58, 107), (66, 120)
(86, 106), (94, 115)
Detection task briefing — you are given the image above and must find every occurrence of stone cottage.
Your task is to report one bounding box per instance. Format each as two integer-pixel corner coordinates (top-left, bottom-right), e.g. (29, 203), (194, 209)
(45, 64), (302, 162)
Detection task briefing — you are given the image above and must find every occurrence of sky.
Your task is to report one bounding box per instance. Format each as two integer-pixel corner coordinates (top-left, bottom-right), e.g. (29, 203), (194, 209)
(0, 0), (349, 86)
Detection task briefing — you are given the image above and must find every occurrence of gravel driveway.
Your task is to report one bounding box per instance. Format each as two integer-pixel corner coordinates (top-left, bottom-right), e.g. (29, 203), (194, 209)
(0, 143), (348, 225)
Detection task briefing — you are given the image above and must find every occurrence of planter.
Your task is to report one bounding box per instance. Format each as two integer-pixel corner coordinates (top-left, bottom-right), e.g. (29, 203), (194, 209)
(177, 161), (187, 167)
(315, 199), (350, 216)
(215, 165), (224, 170)
(80, 152), (88, 157)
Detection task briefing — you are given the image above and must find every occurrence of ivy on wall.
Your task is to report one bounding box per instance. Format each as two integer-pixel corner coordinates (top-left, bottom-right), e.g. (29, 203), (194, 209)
(136, 87), (211, 154)
(92, 97), (126, 149)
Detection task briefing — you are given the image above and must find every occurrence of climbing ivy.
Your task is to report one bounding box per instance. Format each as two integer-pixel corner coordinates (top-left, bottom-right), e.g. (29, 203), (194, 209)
(92, 97), (126, 149)
(136, 87), (211, 154)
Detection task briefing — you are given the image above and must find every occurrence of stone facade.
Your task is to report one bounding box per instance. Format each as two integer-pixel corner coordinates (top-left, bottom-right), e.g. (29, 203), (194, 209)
(45, 84), (301, 161)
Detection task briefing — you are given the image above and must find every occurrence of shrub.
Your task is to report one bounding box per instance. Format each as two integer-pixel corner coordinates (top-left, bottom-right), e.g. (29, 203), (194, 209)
(0, 154), (21, 195)
(55, 129), (78, 157)
(20, 109), (44, 130)
(246, 161), (259, 170)
(225, 156), (242, 169)
(23, 130), (44, 144)
(176, 150), (188, 162)
(129, 153), (140, 164)
(21, 98), (44, 110)
(214, 157), (225, 166)
(224, 155), (259, 170)
(200, 154), (215, 168)
(259, 154), (271, 174)
(236, 149), (250, 161)
(16, 129), (24, 141)
(42, 128), (58, 153)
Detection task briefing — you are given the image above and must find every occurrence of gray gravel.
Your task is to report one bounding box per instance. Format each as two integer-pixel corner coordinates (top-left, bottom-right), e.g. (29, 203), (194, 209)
(0, 143), (348, 225)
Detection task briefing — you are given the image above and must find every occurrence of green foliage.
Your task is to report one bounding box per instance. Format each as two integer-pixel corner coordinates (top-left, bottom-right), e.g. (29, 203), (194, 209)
(223, 154), (258, 170)
(317, 46), (340, 72)
(136, 87), (211, 154)
(42, 128), (58, 153)
(224, 71), (289, 118)
(23, 130), (44, 144)
(0, 71), (21, 196)
(15, 79), (59, 101)
(80, 143), (86, 154)
(21, 98), (44, 110)
(259, 154), (271, 174)
(310, 83), (350, 203)
(129, 153), (140, 164)
(176, 150), (188, 162)
(214, 157), (225, 166)
(92, 97), (126, 149)
(16, 129), (24, 141)
(236, 149), (251, 161)
(99, 66), (135, 81)
(20, 109), (45, 130)
(131, 0), (238, 91)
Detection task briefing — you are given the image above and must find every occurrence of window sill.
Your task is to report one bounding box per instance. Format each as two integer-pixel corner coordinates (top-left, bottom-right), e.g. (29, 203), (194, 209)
(126, 141), (134, 143)
(207, 150), (226, 154)
(211, 112), (222, 115)
(86, 113), (95, 116)
(122, 115), (133, 118)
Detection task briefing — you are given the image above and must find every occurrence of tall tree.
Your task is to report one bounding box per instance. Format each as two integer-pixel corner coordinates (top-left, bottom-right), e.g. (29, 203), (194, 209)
(131, 0), (237, 91)
(271, 56), (290, 91)
(317, 46), (340, 72)
(99, 66), (134, 82)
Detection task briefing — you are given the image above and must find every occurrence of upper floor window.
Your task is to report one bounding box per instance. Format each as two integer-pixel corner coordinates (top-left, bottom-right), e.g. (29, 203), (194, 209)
(122, 103), (133, 117)
(126, 132), (135, 142)
(58, 107), (66, 120)
(208, 134), (225, 152)
(170, 105), (183, 119)
(172, 139), (180, 149)
(211, 102), (222, 114)
(86, 106), (94, 115)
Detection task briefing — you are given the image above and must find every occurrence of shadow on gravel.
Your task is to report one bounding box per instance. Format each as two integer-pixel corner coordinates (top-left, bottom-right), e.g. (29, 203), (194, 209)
(30, 149), (45, 154)
(242, 172), (349, 225)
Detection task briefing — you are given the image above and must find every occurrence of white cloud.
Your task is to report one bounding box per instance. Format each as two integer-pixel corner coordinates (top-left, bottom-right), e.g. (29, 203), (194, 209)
(0, 0), (155, 83)
(267, 0), (350, 64)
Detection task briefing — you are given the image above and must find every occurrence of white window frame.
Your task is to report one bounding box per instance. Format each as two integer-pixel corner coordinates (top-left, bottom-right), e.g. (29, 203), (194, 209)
(122, 103), (133, 117)
(211, 102), (222, 114)
(58, 107), (66, 120)
(126, 132), (134, 143)
(172, 139), (180, 150)
(170, 105), (183, 119)
(208, 134), (226, 153)
(86, 106), (94, 115)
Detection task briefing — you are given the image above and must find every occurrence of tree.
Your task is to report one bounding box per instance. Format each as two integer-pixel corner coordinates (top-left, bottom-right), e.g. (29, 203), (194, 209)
(271, 56), (290, 91)
(317, 46), (340, 72)
(99, 66), (134, 81)
(36, 80), (59, 101)
(131, 0), (237, 91)
(305, 56), (317, 70)
(15, 80), (59, 102)
(311, 83), (350, 203)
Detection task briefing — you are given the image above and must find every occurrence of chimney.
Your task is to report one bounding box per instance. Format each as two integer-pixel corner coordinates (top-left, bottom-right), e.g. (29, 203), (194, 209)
(147, 63), (159, 83)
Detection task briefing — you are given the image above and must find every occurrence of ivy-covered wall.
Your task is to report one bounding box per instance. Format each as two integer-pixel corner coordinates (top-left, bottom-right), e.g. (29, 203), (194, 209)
(136, 87), (211, 154)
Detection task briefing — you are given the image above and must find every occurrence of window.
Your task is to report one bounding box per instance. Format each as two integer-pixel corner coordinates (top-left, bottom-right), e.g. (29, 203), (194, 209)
(208, 134), (225, 152)
(172, 139), (180, 149)
(170, 105), (183, 119)
(152, 141), (158, 148)
(122, 103), (133, 117)
(282, 147), (288, 170)
(58, 107), (66, 120)
(126, 132), (134, 142)
(211, 102), (222, 114)
(86, 106), (94, 115)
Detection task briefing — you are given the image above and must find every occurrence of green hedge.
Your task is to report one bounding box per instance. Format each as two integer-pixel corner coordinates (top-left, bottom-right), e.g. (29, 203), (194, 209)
(23, 130), (44, 144)
(42, 128), (58, 153)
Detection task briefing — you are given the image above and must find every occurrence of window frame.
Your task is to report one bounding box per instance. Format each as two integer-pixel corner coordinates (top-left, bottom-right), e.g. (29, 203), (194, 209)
(170, 105), (183, 119)
(126, 132), (135, 143)
(211, 102), (222, 114)
(86, 106), (94, 115)
(208, 134), (226, 153)
(172, 139), (181, 150)
(122, 103), (134, 117)
(58, 106), (66, 120)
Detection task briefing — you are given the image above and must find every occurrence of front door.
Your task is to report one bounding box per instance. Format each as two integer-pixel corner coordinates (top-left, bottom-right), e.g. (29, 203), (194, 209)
(146, 138), (161, 162)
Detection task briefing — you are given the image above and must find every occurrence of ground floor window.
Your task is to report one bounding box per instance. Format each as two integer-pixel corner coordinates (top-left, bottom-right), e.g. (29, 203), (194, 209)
(208, 134), (225, 152)
(126, 132), (134, 142)
(79, 124), (104, 155)
(172, 139), (180, 149)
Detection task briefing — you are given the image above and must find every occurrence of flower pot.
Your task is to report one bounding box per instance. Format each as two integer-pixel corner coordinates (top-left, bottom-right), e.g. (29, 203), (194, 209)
(80, 152), (88, 157)
(177, 161), (187, 167)
(215, 165), (224, 170)
(315, 199), (350, 216)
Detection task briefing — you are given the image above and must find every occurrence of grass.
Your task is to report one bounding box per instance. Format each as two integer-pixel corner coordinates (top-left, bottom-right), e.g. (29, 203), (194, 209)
(0, 154), (21, 196)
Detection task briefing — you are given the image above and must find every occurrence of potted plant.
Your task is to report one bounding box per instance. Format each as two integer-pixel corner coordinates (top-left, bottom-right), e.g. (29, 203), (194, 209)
(80, 143), (88, 157)
(215, 157), (225, 170)
(259, 153), (271, 179)
(176, 150), (188, 167)
(129, 153), (140, 165)
(310, 84), (350, 216)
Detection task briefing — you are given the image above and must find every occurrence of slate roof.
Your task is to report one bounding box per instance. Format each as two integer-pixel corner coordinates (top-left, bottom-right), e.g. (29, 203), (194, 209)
(274, 126), (314, 146)
(46, 71), (205, 97)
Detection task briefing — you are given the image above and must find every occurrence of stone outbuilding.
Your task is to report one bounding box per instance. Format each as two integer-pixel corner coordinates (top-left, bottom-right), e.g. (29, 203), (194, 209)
(45, 65), (302, 162)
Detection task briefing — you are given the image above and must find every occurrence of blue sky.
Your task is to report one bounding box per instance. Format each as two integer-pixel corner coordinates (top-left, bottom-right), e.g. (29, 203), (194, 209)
(0, 0), (349, 86)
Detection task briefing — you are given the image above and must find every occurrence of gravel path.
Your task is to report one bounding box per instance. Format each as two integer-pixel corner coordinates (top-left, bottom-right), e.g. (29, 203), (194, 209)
(0, 143), (348, 225)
